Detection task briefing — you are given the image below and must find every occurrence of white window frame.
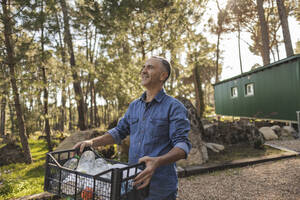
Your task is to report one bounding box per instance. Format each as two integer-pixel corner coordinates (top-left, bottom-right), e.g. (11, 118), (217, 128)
(231, 87), (238, 98)
(245, 83), (254, 96)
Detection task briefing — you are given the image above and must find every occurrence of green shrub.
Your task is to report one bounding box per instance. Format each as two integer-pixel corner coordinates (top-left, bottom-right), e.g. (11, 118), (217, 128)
(0, 180), (13, 196)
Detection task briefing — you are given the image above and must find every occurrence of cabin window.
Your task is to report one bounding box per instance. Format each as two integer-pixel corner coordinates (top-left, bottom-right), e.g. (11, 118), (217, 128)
(245, 83), (254, 96)
(231, 87), (238, 98)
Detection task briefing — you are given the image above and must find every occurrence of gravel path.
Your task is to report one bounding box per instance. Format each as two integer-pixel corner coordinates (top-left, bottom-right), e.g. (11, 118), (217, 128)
(178, 157), (300, 200)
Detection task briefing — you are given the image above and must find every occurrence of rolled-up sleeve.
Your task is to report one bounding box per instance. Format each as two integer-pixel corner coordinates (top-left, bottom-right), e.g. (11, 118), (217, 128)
(107, 107), (130, 145)
(169, 102), (192, 158)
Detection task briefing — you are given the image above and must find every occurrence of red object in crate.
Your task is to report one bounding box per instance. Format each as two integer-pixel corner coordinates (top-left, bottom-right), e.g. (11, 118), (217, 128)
(81, 187), (93, 200)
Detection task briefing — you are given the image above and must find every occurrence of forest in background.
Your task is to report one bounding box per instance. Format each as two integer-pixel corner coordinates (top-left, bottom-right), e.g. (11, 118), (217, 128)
(0, 0), (299, 164)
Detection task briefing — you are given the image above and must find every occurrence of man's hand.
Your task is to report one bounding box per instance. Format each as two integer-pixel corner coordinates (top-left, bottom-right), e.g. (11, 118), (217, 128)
(133, 156), (160, 190)
(72, 140), (93, 155)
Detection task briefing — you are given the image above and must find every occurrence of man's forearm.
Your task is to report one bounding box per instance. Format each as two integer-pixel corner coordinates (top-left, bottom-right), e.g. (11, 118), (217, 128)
(156, 147), (186, 167)
(91, 133), (116, 147)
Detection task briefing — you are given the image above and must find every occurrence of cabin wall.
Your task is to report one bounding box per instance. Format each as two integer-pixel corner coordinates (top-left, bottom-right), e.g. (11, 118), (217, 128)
(214, 56), (300, 122)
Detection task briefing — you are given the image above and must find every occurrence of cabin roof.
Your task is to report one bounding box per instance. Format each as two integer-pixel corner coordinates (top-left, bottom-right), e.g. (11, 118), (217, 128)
(213, 54), (300, 86)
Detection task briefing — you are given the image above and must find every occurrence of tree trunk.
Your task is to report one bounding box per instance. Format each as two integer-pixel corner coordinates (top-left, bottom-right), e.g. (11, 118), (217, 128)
(256, 0), (270, 65)
(215, 32), (220, 83)
(40, 0), (52, 151)
(56, 10), (66, 132)
(90, 80), (94, 127)
(93, 86), (99, 127)
(59, 0), (86, 130)
(0, 96), (6, 137)
(276, 0), (294, 57)
(193, 65), (205, 119)
(276, 42), (280, 60)
(68, 86), (73, 131)
(8, 101), (14, 135)
(2, 0), (32, 163)
(176, 96), (208, 165)
(237, 21), (243, 74)
(84, 77), (90, 128)
(37, 90), (43, 130)
(271, 49), (276, 61)
(104, 103), (108, 126)
(61, 81), (66, 132)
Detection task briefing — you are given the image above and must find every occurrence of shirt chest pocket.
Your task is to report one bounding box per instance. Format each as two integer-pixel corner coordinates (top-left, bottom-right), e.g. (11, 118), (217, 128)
(149, 118), (169, 138)
(129, 118), (139, 134)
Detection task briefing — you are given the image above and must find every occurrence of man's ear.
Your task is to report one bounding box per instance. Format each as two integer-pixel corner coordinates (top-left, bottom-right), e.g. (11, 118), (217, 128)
(160, 71), (168, 82)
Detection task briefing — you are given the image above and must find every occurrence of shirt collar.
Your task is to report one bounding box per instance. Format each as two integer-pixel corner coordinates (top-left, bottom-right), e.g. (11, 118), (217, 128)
(140, 88), (166, 103)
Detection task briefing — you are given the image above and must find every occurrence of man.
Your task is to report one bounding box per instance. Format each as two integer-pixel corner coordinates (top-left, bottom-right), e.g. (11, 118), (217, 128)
(73, 56), (191, 200)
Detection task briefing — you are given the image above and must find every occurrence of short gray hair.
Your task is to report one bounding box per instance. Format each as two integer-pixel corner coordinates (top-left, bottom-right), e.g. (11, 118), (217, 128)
(151, 56), (171, 82)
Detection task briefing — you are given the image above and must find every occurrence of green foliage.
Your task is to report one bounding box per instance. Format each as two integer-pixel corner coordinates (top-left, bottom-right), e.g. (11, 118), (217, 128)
(0, 139), (48, 199)
(225, 0), (296, 60)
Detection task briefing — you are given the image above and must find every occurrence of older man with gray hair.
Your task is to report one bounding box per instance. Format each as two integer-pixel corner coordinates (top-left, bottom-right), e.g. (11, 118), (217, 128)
(74, 56), (191, 200)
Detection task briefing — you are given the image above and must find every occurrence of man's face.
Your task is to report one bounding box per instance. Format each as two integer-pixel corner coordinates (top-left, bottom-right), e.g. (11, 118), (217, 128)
(141, 58), (167, 88)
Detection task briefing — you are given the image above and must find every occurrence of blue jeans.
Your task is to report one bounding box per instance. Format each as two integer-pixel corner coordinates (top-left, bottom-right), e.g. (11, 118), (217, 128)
(162, 190), (177, 200)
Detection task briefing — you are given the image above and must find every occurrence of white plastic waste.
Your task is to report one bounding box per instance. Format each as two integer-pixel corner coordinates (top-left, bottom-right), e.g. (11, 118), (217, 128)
(60, 151), (140, 196)
(61, 157), (79, 180)
(61, 151), (96, 195)
(76, 150), (95, 174)
(90, 158), (110, 176)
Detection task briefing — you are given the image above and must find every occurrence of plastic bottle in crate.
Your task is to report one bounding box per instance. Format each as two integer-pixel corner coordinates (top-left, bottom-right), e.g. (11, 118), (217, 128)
(76, 150), (95, 173)
(61, 156), (79, 180)
(62, 151), (96, 195)
(51, 155), (79, 192)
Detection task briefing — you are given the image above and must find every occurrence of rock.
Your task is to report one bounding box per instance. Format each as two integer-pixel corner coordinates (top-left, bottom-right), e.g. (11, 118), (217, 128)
(271, 125), (281, 137)
(246, 125), (265, 149)
(282, 126), (297, 136)
(203, 124), (215, 129)
(55, 129), (105, 152)
(0, 143), (26, 166)
(271, 125), (280, 131)
(55, 129), (107, 160)
(259, 127), (278, 140)
(202, 121), (264, 149)
(176, 147), (206, 167)
(205, 143), (225, 153)
(176, 96), (208, 165)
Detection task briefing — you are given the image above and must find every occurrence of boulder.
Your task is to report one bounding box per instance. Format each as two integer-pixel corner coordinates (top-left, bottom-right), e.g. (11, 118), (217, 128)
(176, 147), (207, 167)
(271, 125), (281, 137)
(259, 127), (278, 140)
(205, 143), (225, 153)
(202, 122), (264, 149)
(0, 143), (26, 166)
(282, 126), (297, 136)
(203, 123), (216, 129)
(244, 124), (265, 149)
(55, 129), (105, 151)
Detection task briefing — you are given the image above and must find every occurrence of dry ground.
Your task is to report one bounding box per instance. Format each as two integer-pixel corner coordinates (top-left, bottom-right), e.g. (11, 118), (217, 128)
(178, 157), (300, 200)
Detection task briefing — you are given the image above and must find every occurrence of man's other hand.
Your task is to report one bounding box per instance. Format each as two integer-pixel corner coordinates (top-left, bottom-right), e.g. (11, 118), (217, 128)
(133, 156), (160, 190)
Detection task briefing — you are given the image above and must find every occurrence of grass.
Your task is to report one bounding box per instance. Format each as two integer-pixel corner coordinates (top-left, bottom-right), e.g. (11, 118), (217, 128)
(206, 143), (284, 165)
(0, 139), (49, 200)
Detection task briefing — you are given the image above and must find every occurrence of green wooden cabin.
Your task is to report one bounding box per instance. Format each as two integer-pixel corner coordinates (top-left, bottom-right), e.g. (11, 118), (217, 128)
(213, 54), (300, 123)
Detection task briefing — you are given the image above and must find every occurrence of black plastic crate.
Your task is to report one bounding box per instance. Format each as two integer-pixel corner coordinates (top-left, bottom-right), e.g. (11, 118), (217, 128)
(44, 147), (149, 200)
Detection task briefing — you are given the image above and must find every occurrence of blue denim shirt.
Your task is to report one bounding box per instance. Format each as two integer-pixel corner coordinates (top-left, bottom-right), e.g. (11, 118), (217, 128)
(108, 89), (191, 200)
